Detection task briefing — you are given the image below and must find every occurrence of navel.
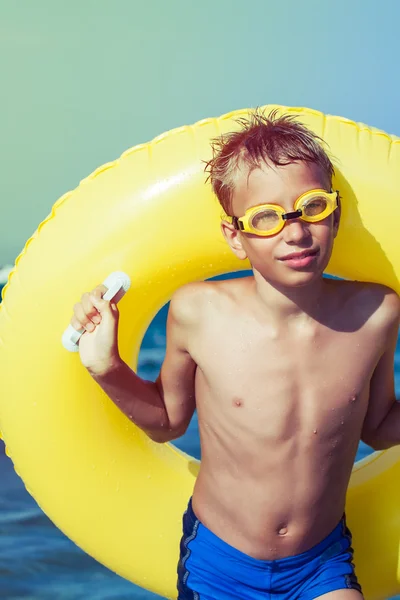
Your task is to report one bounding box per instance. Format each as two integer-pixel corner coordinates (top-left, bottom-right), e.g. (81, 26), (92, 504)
(277, 525), (288, 536)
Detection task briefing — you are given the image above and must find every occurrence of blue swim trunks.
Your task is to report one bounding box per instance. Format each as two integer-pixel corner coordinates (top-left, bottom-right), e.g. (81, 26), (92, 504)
(177, 498), (362, 600)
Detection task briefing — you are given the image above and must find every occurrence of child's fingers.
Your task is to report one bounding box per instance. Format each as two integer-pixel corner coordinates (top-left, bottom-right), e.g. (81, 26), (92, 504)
(72, 298), (98, 332)
(72, 303), (93, 331)
(70, 284), (111, 332)
(81, 292), (102, 324)
(91, 285), (108, 299)
(89, 286), (118, 318)
(70, 315), (86, 332)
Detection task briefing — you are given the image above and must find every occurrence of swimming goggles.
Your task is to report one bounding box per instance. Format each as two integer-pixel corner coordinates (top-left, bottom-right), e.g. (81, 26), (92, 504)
(225, 189), (339, 237)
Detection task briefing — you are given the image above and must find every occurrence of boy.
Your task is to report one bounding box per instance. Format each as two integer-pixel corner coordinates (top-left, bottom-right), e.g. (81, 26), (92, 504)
(70, 110), (400, 600)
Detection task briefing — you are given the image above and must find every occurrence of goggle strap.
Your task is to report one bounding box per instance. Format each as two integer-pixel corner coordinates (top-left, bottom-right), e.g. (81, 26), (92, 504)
(232, 216), (244, 231)
(282, 209), (302, 221)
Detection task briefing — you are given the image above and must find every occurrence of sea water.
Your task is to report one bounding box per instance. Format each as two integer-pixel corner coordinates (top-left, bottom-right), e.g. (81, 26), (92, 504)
(1, 280), (399, 599)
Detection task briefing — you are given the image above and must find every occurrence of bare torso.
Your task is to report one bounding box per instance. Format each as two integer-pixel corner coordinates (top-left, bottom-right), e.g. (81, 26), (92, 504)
(186, 276), (389, 560)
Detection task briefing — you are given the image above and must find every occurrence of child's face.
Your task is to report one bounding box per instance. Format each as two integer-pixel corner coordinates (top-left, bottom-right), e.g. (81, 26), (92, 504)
(221, 160), (340, 289)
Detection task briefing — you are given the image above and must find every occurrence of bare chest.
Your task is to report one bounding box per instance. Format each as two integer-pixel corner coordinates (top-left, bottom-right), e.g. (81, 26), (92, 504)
(192, 319), (381, 440)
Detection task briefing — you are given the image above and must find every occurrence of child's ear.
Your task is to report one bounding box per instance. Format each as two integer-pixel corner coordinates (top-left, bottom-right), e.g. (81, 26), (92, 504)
(220, 220), (248, 260)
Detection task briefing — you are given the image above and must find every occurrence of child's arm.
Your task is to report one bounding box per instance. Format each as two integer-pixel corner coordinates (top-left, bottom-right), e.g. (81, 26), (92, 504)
(361, 292), (400, 450)
(89, 286), (197, 443)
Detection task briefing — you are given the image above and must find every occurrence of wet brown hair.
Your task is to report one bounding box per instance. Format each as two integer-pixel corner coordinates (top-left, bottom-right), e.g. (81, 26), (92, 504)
(204, 108), (335, 215)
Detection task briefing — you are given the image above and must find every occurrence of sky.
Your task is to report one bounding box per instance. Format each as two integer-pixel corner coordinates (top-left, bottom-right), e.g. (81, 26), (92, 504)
(1, 0), (400, 265)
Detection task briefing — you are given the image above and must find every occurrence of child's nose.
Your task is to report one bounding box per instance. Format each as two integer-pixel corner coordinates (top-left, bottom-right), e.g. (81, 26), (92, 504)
(282, 218), (311, 243)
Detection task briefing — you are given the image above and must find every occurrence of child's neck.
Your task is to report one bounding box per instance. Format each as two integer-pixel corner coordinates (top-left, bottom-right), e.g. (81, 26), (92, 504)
(251, 269), (327, 324)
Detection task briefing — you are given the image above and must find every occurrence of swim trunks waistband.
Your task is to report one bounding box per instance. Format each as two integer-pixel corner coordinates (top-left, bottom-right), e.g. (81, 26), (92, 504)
(184, 497), (348, 570)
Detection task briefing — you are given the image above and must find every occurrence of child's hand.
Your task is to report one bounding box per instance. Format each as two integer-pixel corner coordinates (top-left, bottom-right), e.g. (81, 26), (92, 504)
(70, 285), (121, 375)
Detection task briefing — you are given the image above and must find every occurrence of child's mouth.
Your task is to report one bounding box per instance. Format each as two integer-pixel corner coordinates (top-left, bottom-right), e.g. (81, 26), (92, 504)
(279, 249), (319, 268)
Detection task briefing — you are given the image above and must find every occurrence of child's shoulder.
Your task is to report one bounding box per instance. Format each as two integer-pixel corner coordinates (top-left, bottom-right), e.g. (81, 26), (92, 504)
(332, 279), (400, 329)
(168, 278), (239, 324)
(172, 276), (248, 302)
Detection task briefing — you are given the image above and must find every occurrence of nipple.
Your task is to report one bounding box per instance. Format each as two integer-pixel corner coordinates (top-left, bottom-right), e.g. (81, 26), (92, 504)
(233, 397), (243, 407)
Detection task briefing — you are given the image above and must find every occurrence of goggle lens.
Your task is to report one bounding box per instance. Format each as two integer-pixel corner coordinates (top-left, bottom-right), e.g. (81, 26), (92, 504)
(250, 209), (281, 232)
(302, 196), (328, 217)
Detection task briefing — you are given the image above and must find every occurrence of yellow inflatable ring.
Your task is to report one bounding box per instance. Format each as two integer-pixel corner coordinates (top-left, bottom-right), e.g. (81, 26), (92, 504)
(1, 105), (400, 600)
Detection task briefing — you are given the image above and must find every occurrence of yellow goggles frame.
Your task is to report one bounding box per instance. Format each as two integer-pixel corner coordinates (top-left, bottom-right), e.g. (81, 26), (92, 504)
(226, 189), (339, 237)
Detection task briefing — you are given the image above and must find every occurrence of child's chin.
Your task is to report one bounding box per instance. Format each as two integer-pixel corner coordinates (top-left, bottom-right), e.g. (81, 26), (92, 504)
(282, 270), (323, 288)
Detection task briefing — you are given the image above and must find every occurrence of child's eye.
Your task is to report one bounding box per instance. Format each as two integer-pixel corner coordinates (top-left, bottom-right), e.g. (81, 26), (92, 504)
(302, 197), (327, 216)
(251, 210), (280, 231)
